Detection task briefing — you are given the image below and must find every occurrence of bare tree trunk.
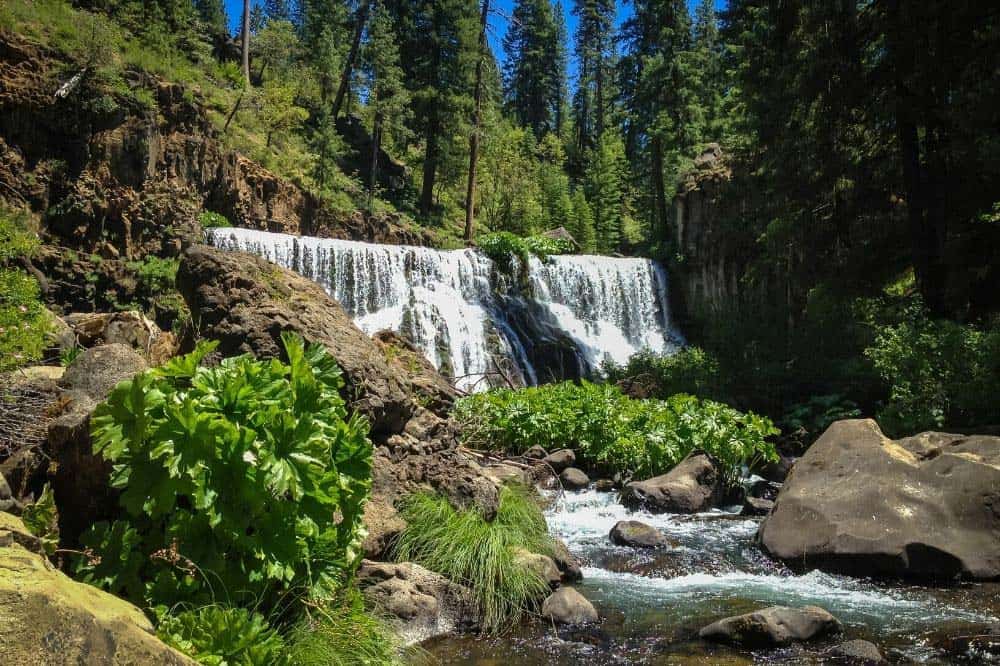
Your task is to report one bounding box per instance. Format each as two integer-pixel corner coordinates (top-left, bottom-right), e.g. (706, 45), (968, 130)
(464, 0), (490, 244)
(333, 0), (372, 120)
(240, 0), (250, 87)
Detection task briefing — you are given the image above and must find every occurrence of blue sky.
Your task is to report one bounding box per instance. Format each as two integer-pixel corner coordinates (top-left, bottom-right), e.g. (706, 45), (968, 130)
(223, 1), (725, 83)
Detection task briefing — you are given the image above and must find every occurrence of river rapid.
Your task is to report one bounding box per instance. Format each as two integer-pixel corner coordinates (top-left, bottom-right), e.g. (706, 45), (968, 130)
(425, 488), (1000, 664)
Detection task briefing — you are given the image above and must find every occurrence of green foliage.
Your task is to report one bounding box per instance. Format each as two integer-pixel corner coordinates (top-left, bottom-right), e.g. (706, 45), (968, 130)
(584, 132), (629, 254)
(603, 347), (729, 403)
(198, 211), (231, 229)
(21, 483), (59, 556)
(394, 486), (553, 634)
(864, 300), (1000, 436)
(59, 345), (82, 367)
(780, 395), (862, 443)
(128, 256), (179, 295)
(456, 382), (778, 483)
(286, 592), (403, 666)
(157, 606), (288, 666)
(75, 334), (373, 612)
(0, 207), (48, 372)
(477, 231), (573, 269)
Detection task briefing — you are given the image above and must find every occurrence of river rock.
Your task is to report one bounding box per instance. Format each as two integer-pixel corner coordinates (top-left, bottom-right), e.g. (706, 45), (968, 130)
(177, 244), (415, 441)
(551, 538), (583, 582)
(594, 478), (615, 492)
(760, 419), (1000, 579)
(357, 560), (474, 643)
(543, 449), (576, 472)
(698, 605), (841, 647)
(0, 513), (195, 665)
(362, 499), (407, 559)
(485, 463), (531, 487)
(560, 467), (590, 490)
(541, 586), (598, 625)
(513, 548), (562, 589)
(524, 445), (548, 460)
(830, 639), (886, 664)
(621, 452), (722, 513)
(741, 496), (774, 516)
(609, 520), (669, 549)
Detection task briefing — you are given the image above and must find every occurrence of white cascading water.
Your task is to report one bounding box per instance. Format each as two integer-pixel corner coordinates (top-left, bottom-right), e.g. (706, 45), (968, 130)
(206, 227), (682, 390)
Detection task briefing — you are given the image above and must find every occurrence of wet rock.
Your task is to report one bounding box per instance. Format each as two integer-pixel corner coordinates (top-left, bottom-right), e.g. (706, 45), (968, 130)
(543, 449), (576, 473)
(830, 639), (886, 664)
(524, 445), (548, 460)
(760, 419), (1000, 580)
(622, 452), (722, 513)
(550, 539), (583, 583)
(541, 587), (598, 625)
(362, 499), (407, 559)
(609, 520), (669, 549)
(0, 513), (195, 664)
(741, 496), (774, 516)
(594, 478), (616, 492)
(560, 467), (590, 490)
(513, 548), (562, 589)
(698, 605), (841, 647)
(759, 454), (795, 483)
(357, 560), (473, 644)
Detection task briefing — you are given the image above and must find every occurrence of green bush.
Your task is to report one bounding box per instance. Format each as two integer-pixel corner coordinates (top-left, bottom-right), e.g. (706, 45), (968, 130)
(393, 486), (554, 634)
(477, 231), (574, 269)
(864, 300), (1000, 435)
(0, 207), (49, 372)
(198, 211), (232, 229)
(780, 394), (862, 443)
(602, 347), (730, 403)
(75, 333), (373, 612)
(157, 606), (288, 666)
(456, 382), (779, 483)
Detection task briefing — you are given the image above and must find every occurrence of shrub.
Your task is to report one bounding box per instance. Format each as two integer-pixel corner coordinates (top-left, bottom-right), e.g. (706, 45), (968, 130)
(780, 394), (862, 444)
(602, 347), (730, 403)
(21, 483), (59, 556)
(393, 486), (553, 634)
(0, 206), (49, 372)
(75, 333), (373, 612)
(157, 606), (287, 666)
(287, 592), (403, 666)
(864, 300), (1000, 436)
(198, 211), (232, 229)
(477, 231), (574, 269)
(456, 382), (779, 483)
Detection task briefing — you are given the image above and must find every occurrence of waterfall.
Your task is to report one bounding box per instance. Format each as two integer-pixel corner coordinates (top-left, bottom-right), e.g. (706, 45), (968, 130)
(206, 227), (683, 390)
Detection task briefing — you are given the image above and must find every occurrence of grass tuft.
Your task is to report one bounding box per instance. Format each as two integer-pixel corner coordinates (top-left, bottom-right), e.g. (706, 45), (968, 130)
(393, 485), (554, 634)
(287, 591), (406, 666)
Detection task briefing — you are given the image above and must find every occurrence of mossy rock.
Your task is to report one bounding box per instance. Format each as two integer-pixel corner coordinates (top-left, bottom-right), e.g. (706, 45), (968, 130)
(0, 513), (195, 665)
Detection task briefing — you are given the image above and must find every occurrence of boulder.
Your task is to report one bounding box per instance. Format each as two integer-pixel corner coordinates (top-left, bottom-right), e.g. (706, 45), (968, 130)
(543, 449), (575, 473)
(49, 344), (148, 544)
(622, 452), (722, 513)
(177, 245), (414, 441)
(741, 496), (775, 516)
(513, 548), (562, 589)
(540, 586), (598, 625)
(698, 605), (841, 647)
(830, 639), (886, 664)
(550, 539), (583, 583)
(63, 311), (177, 365)
(372, 330), (457, 414)
(357, 560), (473, 643)
(609, 520), (669, 549)
(760, 419), (1000, 579)
(0, 513), (195, 665)
(560, 467), (590, 490)
(362, 499), (407, 560)
(524, 445), (548, 460)
(594, 478), (616, 492)
(485, 463), (531, 487)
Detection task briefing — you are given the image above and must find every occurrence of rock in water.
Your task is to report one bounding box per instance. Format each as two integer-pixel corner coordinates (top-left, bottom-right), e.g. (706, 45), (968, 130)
(760, 419), (1000, 579)
(512, 548), (562, 589)
(541, 587), (598, 625)
(560, 467), (590, 490)
(741, 496), (774, 516)
(609, 520), (669, 549)
(621, 452), (722, 513)
(831, 639), (886, 664)
(543, 449), (576, 472)
(0, 513), (195, 665)
(698, 605), (841, 647)
(550, 539), (583, 583)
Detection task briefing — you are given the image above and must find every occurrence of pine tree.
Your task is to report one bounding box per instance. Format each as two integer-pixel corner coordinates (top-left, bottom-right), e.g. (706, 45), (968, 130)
(572, 0), (615, 153)
(584, 131), (627, 253)
(569, 188), (596, 253)
(193, 0), (227, 32)
(503, 0), (565, 139)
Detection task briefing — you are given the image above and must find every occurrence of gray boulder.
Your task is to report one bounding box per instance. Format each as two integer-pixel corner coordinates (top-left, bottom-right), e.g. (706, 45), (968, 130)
(830, 639), (886, 664)
(560, 467), (590, 490)
(760, 419), (1000, 579)
(541, 587), (598, 625)
(741, 496), (774, 516)
(550, 539), (583, 583)
(609, 520), (669, 549)
(699, 605), (841, 647)
(543, 449), (576, 472)
(512, 548), (562, 589)
(523, 445), (548, 460)
(622, 452), (722, 513)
